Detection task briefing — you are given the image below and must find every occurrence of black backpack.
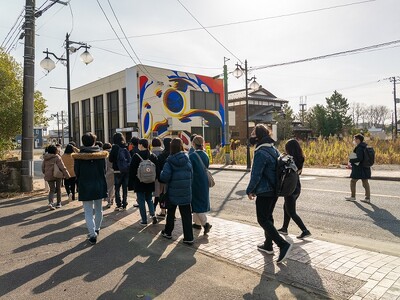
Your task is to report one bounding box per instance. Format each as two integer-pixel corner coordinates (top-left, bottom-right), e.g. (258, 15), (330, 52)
(117, 147), (131, 173)
(362, 146), (375, 167)
(276, 154), (299, 197)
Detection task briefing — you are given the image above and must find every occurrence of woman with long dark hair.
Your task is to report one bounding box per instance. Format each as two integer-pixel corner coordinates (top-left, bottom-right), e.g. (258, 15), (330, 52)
(61, 144), (77, 201)
(277, 139), (311, 239)
(246, 124), (292, 264)
(160, 138), (194, 244)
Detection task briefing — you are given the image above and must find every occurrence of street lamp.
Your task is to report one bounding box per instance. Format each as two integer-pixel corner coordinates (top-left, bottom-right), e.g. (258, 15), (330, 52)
(233, 59), (260, 171)
(40, 33), (93, 143)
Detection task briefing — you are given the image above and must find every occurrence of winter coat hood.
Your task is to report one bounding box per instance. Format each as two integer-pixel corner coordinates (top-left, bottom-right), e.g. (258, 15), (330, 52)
(72, 146), (108, 160)
(167, 152), (189, 168)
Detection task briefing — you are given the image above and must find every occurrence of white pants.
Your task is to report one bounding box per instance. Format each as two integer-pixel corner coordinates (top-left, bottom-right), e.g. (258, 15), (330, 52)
(193, 213), (207, 226)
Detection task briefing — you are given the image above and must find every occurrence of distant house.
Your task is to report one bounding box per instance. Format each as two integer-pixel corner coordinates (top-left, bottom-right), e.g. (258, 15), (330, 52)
(368, 126), (386, 139)
(228, 87), (288, 143)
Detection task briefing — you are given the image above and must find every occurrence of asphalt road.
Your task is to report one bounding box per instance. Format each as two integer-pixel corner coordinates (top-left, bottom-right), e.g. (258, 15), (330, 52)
(209, 170), (400, 256)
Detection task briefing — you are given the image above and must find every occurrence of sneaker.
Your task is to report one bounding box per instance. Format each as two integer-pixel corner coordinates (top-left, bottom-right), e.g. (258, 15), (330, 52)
(277, 243), (292, 264)
(257, 243), (274, 255)
(277, 228), (288, 236)
(152, 216), (158, 225)
(120, 207), (127, 211)
(203, 223), (212, 235)
(68, 194), (72, 201)
(95, 229), (100, 235)
(114, 207), (121, 211)
(140, 222), (148, 227)
(360, 198), (371, 204)
(345, 196), (356, 201)
(192, 224), (202, 230)
(55, 203), (62, 208)
(156, 213), (166, 219)
(296, 230), (312, 239)
(88, 236), (97, 245)
(183, 240), (194, 245)
(48, 203), (56, 210)
(133, 204), (139, 208)
(161, 230), (172, 239)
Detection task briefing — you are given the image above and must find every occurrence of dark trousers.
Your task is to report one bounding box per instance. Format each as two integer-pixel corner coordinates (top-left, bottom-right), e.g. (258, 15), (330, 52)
(64, 177), (76, 200)
(164, 203), (193, 241)
(114, 172), (129, 208)
(282, 181), (307, 231)
(256, 195), (287, 248)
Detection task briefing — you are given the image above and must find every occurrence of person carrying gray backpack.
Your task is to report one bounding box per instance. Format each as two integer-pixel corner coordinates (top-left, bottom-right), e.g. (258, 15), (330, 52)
(129, 139), (159, 226)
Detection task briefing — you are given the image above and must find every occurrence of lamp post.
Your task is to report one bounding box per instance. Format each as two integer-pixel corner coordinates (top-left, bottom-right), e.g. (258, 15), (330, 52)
(40, 33), (93, 143)
(233, 59), (260, 171)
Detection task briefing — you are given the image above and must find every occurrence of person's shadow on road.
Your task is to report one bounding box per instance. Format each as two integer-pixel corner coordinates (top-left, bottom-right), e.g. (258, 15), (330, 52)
(354, 201), (400, 238)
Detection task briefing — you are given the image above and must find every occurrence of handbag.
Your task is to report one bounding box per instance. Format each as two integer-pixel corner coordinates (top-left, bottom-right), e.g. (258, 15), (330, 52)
(53, 162), (64, 179)
(194, 151), (215, 188)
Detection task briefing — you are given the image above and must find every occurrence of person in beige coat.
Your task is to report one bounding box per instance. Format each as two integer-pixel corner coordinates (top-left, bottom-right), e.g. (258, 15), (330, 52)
(61, 144), (77, 201)
(103, 143), (115, 208)
(42, 145), (70, 210)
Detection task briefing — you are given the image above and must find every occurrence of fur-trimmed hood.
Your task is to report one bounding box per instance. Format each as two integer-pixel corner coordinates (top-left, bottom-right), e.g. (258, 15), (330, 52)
(72, 146), (108, 160)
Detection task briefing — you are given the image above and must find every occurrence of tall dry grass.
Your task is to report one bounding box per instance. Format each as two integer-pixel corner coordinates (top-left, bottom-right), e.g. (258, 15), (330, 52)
(213, 137), (400, 166)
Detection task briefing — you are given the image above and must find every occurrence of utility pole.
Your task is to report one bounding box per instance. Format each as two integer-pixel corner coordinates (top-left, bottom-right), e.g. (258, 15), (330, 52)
(21, 0), (35, 192)
(65, 33), (72, 143)
(299, 96), (307, 124)
(223, 57), (230, 165)
(61, 110), (64, 146)
(389, 77), (399, 140)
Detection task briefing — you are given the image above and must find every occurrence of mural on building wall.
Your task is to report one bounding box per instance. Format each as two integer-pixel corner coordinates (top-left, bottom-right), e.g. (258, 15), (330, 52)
(138, 69), (225, 141)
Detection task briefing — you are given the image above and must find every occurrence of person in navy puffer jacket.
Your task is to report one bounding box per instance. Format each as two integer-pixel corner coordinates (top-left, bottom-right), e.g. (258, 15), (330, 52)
(246, 124), (292, 264)
(160, 138), (194, 244)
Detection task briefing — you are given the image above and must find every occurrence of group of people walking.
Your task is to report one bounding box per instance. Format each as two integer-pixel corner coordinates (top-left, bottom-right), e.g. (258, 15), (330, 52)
(42, 132), (212, 246)
(42, 123), (371, 265)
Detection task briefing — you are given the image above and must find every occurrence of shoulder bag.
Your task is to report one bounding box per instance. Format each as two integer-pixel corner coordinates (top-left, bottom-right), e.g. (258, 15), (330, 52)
(194, 151), (215, 188)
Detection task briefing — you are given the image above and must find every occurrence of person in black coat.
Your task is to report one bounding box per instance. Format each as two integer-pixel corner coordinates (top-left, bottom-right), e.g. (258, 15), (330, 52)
(345, 134), (371, 203)
(73, 132), (108, 245)
(277, 139), (311, 239)
(129, 139), (158, 226)
(109, 132), (130, 211)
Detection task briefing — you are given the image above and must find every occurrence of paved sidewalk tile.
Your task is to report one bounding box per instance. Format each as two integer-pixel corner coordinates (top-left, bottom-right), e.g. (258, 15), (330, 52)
(178, 216), (400, 299)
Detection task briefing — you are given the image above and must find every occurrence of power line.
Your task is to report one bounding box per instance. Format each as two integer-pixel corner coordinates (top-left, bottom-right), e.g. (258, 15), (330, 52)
(178, 0), (242, 63)
(106, 0), (155, 81)
(87, 0), (377, 43)
(251, 39), (400, 71)
(95, 0), (138, 66)
(1, 7), (24, 48)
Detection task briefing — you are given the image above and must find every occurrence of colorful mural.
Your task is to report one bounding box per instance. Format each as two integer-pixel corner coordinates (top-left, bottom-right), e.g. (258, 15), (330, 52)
(137, 67), (225, 145)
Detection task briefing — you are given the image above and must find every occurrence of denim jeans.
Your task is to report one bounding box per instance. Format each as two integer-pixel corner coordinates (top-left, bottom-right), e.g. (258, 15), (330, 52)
(256, 195), (288, 248)
(282, 180), (307, 231)
(137, 191), (155, 223)
(82, 199), (103, 238)
(114, 172), (129, 208)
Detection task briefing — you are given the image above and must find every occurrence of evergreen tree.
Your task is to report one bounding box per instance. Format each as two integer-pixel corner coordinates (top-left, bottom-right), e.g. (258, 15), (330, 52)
(325, 90), (352, 136)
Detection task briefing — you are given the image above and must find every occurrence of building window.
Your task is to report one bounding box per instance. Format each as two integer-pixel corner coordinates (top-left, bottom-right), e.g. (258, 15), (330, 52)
(190, 90), (220, 111)
(107, 90), (119, 142)
(72, 102), (80, 145)
(82, 99), (91, 133)
(94, 95), (104, 143)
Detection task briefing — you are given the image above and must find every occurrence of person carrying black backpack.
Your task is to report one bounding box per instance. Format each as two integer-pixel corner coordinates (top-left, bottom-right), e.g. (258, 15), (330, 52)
(109, 132), (131, 211)
(246, 124), (292, 264)
(345, 134), (372, 203)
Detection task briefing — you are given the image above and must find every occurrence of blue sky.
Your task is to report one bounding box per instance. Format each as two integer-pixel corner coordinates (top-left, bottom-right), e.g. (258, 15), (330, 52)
(1, 0), (399, 128)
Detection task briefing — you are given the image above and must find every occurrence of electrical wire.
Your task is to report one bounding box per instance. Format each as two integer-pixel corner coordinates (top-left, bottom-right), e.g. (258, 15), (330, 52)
(87, 0), (377, 43)
(251, 39), (400, 71)
(68, 1), (74, 36)
(95, 0), (138, 66)
(106, 0), (155, 81)
(1, 8), (24, 48)
(176, 0), (242, 64)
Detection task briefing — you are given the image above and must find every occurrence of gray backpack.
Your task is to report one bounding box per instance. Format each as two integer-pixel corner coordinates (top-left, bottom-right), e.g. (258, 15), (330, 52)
(136, 153), (156, 183)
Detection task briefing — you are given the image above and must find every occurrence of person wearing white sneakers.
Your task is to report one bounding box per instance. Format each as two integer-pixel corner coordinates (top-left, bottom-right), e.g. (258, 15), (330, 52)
(345, 134), (371, 204)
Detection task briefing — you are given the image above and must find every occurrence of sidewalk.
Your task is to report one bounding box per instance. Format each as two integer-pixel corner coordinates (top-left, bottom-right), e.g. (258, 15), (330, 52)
(6, 189), (400, 299)
(209, 164), (400, 181)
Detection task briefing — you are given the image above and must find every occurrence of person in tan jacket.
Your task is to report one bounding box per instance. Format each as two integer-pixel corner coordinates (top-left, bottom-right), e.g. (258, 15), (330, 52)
(61, 144), (78, 201)
(42, 145), (70, 210)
